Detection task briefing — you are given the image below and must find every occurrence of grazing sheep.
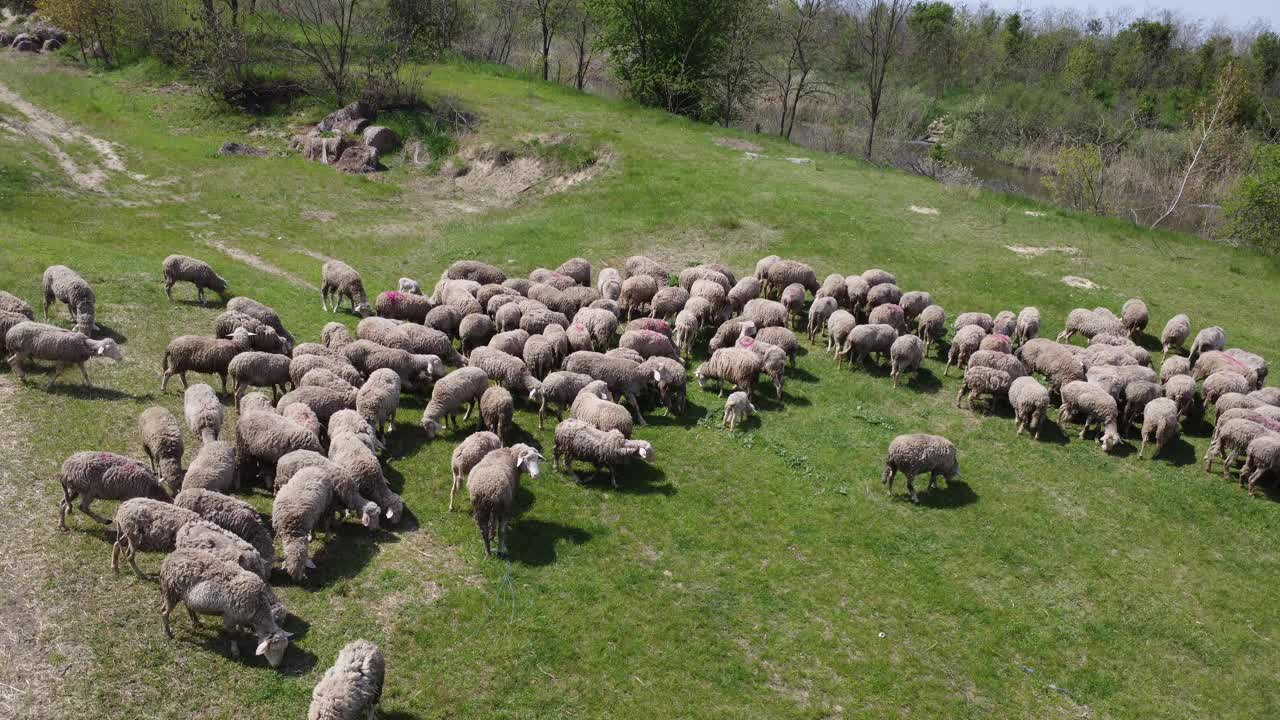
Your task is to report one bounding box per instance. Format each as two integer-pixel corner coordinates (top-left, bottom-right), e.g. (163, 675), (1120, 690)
(158, 548), (292, 666)
(182, 441), (238, 493)
(0, 310), (28, 355)
(6, 321), (123, 388)
(1251, 388), (1280, 407)
(421, 366), (490, 437)
(536, 371), (597, 429)
(307, 639), (385, 720)
(742, 298), (789, 329)
(290, 354), (363, 390)
(0, 290), (34, 319)
(328, 409), (382, 452)
(826, 310), (857, 355)
(356, 368), (401, 439)
(517, 334), (552, 380)
(861, 268), (896, 287)
(375, 291), (434, 323)
(272, 467), (335, 579)
(229, 351), (292, 405)
(139, 407), (185, 490)
(1189, 326), (1227, 365)
(423, 305), (464, 337)
(754, 255), (780, 281)
(236, 411), (322, 486)
(840, 323), (898, 369)
(175, 520), (272, 583)
(1160, 356), (1191, 384)
(277, 385), (358, 427)
(357, 317), (466, 368)
(678, 266), (731, 292)
(816, 274), (848, 307)
(619, 274), (658, 319)
(57, 451), (169, 530)
(865, 283), (902, 312)
(459, 313), (496, 355)
(696, 348), (762, 398)
(628, 317), (673, 337)
(1012, 307), (1040, 347)
(978, 333), (1012, 354)
(638, 355), (688, 414)
(312, 439), (386, 528)
(1159, 314), (1192, 359)
(274, 450), (339, 493)
(226, 297), (295, 351)
(162, 327), (253, 393)
(530, 269), (577, 291)
(1072, 389), (1122, 451)
(956, 366), (1013, 410)
(722, 391), (755, 430)
(1055, 309), (1126, 344)
(867, 303), (907, 334)
(899, 291), (932, 320)
(889, 335), (925, 388)
(1121, 299), (1149, 337)
(571, 308), (619, 350)
(571, 380), (634, 438)
(597, 268), (622, 301)
(1225, 348), (1268, 385)
(561, 351), (650, 423)
(623, 256), (669, 286)
(556, 257), (592, 286)
(843, 276), (870, 312)
(1205, 418), (1280, 478)
(990, 311), (1016, 338)
(480, 385), (515, 443)
(467, 444), (544, 556)
(300, 367), (358, 394)
(1204, 371), (1252, 407)
(110, 499), (200, 578)
(449, 431), (503, 511)
(502, 277), (534, 296)
(648, 285), (689, 320)
(399, 277), (422, 295)
(1009, 376), (1050, 439)
(953, 312), (994, 334)
(807, 296), (838, 343)
(447, 260), (506, 285)
(727, 277), (762, 313)
(213, 312), (286, 354)
(733, 336), (784, 399)
(321, 260), (372, 317)
(41, 265), (97, 335)
(1139, 398), (1181, 460)
(763, 261), (819, 298)
(915, 304), (946, 350)
(1058, 380), (1108, 422)
(1242, 436), (1280, 496)
(481, 286), (518, 312)
(468, 347), (543, 403)
(526, 285), (574, 318)
(779, 283), (807, 326)
(1163, 374), (1197, 419)
(173, 488), (274, 564)
(342, 340), (442, 391)
(1192, 351), (1259, 386)
(322, 322), (355, 350)
(1079, 344), (1141, 372)
(162, 255), (228, 306)
(619, 329), (680, 361)
(1015, 339), (1085, 395)
(755, 326), (799, 368)
(553, 419), (654, 488)
(944, 325), (986, 376)
(882, 434), (959, 503)
(709, 316), (752, 352)
(607, 347), (645, 364)
(1121, 380), (1162, 433)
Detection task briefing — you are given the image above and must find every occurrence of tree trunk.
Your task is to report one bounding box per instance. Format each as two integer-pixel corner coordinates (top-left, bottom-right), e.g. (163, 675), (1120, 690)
(865, 112), (877, 159)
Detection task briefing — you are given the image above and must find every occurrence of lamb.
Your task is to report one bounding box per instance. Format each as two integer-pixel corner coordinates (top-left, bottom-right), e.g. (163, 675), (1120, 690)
(619, 274), (658, 319)
(162, 327), (254, 393)
(779, 283), (807, 327)
(944, 324), (986, 376)
(623, 256), (669, 286)
(139, 406), (185, 491)
(807, 296), (838, 343)
(1160, 356), (1191, 384)
(357, 317), (467, 368)
(597, 268), (622, 301)
(110, 498), (200, 578)
(727, 277), (762, 313)
(1242, 436), (1280, 497)
(226, 297), (295, 351)
(342, 340), (442, 391)
(175, 520), (272, 583)
(447, 260), (506, 285)
(755, 326), (800, 368)
(158, 548), (293, 666)
(420, 367), (488, 437)
(1163, 374), (1197, 419)
(816, 274), (848, 307)
(290, 354), (364, 389)
(571, 380), (634, 438)
(742, 298), (788, 328)
(229, 351), (292, 405)
(174, 488), (274, 564)
(553, 419), (654, 488)
(1009, 376), (1050, 439)
(1139, 398), (1181, 460)
(1160, 314), (1191, 359)
(356, 368), (401, 438)
(467, 444), (544, 556)
(235, 411), (322, 486)
(1203, 371), (1252, 407)
(1071, 389), (1122, 451)
(695, 348), (762, 398)
(6, 321), (124, 388)
(321, 260), (373, 317)
(182, 441), (238, 493)
(561, 351), (649, 423)
(449, 432), (503, 511)
(914, 304), (946, 350)
(399, 277), (422, 294)
(840, 323), (898, 369)
(277, 385), (358, 426)
(1012, 307), (1040, 347)
(1055, 309), (1125, 344)
(1225, 348), (1268, 385)
(867, 303), (907, 334)
(762, 260), (819, 297)
(826, 310), (857, 355)
(1189, 326), (1227, 365)
(888, 334), (925, 388)
(468, 346), (543, 403)
(721, 391), (755, 431)
(0, 290), (33, 319)
(953, 312), (994, 334)
(162, 255), (228, 306)
(881, 434), (959, 503)
(1204, 418), (1280, 478)
(1121, 380), (1162, 433)
(374, 291), (434, 323)
(1121, 298), (1149, 337)
(57, 451), (169, 530)
(272, 466), (335, 579)
(460, 313), (496, 355)
(307, 639), (385, 720)
(955, 366), (1013, 410)
(41, 265), (97, 335)
(480, 385), (515, 443)
(638, 356), (688, 414)
(619, 329), (680, 361)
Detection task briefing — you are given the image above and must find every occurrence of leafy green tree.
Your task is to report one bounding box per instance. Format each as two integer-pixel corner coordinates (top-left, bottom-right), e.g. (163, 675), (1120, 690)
(1002, 12), (1023, 65)
(1063, 39), (1101, 94)
(1252, 31), (1280, 89)
(908, 1), (955, 95)
(1223, 143), (1280, 253)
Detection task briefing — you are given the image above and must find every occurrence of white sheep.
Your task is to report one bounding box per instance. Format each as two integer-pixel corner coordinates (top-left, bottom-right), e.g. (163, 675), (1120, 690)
(356, 368), (401, 439)
(882, 434), (960, 503)
(57, 451), (169, 530)
(1242, 436), (1280, 497)
(1139, 398), (1180, 460)
(1009, 376), (1049, 439)
(174, 488), (275, 565)
(1189, 326), (1226, 365)
(450, 431), (503, 511)
(183, 441), (238, 493)
(162, 255), (228, 306)
(272, 466), (335, 579)
(553, 419), (653, 488)
(41, 264), (97, 335)
(1160, 314), (1191, 359)
(480, 385), (515, 443)
(956, 365), (1013, 411)
(5, 320), (123, 388)
(308, 639), (385, 720)
(110, 498), (200, 578)
(722, 391), (755, 430)
(1121, 298), (1149, 337)
(421, 366), (490, 438)
(321, 260), (372, 316)
(468, 444), (543, 556)
(944, 325), (986, 376)
(162, 327), (254, 393)
(139, 406), (185, 491)
(695, 348), (762, 399)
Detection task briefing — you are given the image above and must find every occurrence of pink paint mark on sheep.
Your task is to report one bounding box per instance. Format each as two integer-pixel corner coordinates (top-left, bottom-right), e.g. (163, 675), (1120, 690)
(1248, 415), (1280, 433)
(1221, 353), (1248, 370)
(385, 292), (401, 305)
(736, 336), (756, 349)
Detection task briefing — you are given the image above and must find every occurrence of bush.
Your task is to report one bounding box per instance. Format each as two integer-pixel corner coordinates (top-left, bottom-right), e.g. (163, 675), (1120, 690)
(1043, 144), (1105, 214)
(1222, 144), (1280, 253)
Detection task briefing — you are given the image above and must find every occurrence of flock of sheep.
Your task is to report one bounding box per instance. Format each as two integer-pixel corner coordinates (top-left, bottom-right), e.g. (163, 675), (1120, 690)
(1, 248), (1276, 717)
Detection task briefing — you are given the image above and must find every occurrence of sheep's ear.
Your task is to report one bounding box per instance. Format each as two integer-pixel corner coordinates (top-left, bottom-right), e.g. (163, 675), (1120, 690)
(515, 453), (527, 468)
(653, 370), (661, 382)
(304, 559), (316, 569)
(256, 640), (270, 656)
(246, 331), (256, 336)
(385, 508), (394, 519)
(529, 389), (537, 400)
(96, 346), (105, 355)
(361, 514), (371, 527)
(283, 631), (294, 639)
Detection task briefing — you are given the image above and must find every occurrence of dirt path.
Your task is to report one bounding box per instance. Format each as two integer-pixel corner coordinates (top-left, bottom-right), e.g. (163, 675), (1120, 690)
(0, 79), (143, 193)
(203, 238), (317, 290)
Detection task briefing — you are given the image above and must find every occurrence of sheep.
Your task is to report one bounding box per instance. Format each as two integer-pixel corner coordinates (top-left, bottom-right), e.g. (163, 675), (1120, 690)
(1055, 309), (1126, 344)
(357, 317), (467, 368)
(1058, 380), (1108, 422)
(1079, 344), (1142, 372)
(277, 385), (358, 427)
(502, 277), (534, 296)
(1008, 376), (1050, 439)
(447, 260), (506, 285)
(440, 432), (505, 514)
(174, 520), (272, 583)
(914, 304), (946, 350)
(307, 639), (385, 720)
(897, 291), (931, 321)
(553, 419), (654, 488)
(978, 334), (1013, 354)
(721, 391), (755, 431)
(272, 467), (335, 579)
(1160, 356), (1191, 384)
(881, 434), (959, 503)
(1204, 371), (1252, 407)
(779, 283), (807, 327)
(619, 274), (658, 319)
(494, 303), (523, 333)
(526, 285), (574, 317)
(0, 290), (33, 319)
(1157, 314), (1191, 359)
(399, 277), (422, 295)
(110, 498), (200, 578)
(865, 283), (902, 313)
(1204, 418), (1280, 478)
(300, 367), (358, 394)
(374, 291), (434, 323)
(5, 320), (124, 388)
(638, 356), (688, 415)
(826, 310), (857, 355)
(228, 351), (292, 406)
(1011, 307), (1040, 347)
(888, 334), (925, 388)
(356, 368), (401, 439)
(816, 274), (848, 307)
(182, 441), (238, 493)
(1139, 398), (1180, 460)
(57, 451), (169, 530)
(139, 406), (185, 491)
(755, 326), (800, 368)
(1225, 348), (1268, 385)
(158, 548), (293, 666)
(236, 411), (322, 487)
(944, 325), (986, 376)
(530, 269), (577, 291)
(1015, 339), (1085, 395)
(763, 260), (819, 298)
(542, 323), (571, 362)
(648, 285), (690, 320)
(285, 403), (324, 440)
(623, 256), (669, 286)
(328, 409), (382, 452)
(561, 351), (649, 423)
(1163, 374), (1197, 419)
(322, 322), (354, 350)
(843, 276), (870, 311)
(598, 268), (622, 301)
(607, 347), (645, 364)
(709, 316), (752, 352)
(742, 298), (788, 328)
(423, 305), (463, 338)
(696, 348), (762, 399)
(552, 257), (591, 287)
(1192, 351), (1259, 387)
(342, 340), (442, 391)
(732, 336), (784, 399)
(619, 329), (680, 362)
(480, 284), (517, 310)
(476, 385), (515, 444)
(678, 266), (730, 292)
(227, 297), (295, 351)
(274, 449), (338, 493)
(1242, 436), (1280, 497)
(807, 296), (838, 343)
(162, 255), (228, 306)
(754, 255), (780, 281)
(727, 277), (761, 313)
(468, 444), (543, 556)
(174, 488), (274, 564)
(1071, 389), (1122, 451)
(956, 366), (1013, 410)
(521, 307), (571, 336)
(1121, 299), (1149, 337)
(1251, 388), (1280, 407)
(702, 262), (737, 286)
(468, 346), (543, 404)
(1121, 380), (1162, 433)
(459, 313), (495, 355)
(0, 310), (28, 355)
(421, 366), (489, 437)
(293, 441), (384, 529)
(683, 296), (715, 327)
(161, 327), (253, 393)
(290, 354), (364, 389)
(953, 312), (994, 334)
(689, 280), (728, 322)
(572, 308), (619, 351)
(571, 380), (634, 438)
(986, 310), (1014, 338)
(565, 284), (604, 311)
(432, 277), (481, 305)
(840, 323), (898, 369)
(867, 303), (907, 334)
(1189, 326), (1227, 365)
(41, 265), (97, 335)
(212, 311), (286, 354)
(321, 260), (372, 317)
(627, 318), (672, 338)
(518, 334), (555, 380)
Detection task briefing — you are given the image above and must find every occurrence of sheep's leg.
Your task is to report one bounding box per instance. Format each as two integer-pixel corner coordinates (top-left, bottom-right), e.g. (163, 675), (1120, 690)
(954, 384), (966, 408)
(9, 353), (25, 380)
(906, 474), (919, 504)
(626, 392), (646, 424)
(1079, 419), (1090, 440)
(1204, 442), (1220, 472)
(125, 536), (145, 579)
(463, 401), (474, 421)
(1223, 449), (1239, 481)
(217, 372), (227, 394)
(111, 536), (124, 572)
(179, 372), (189, 390)
(320, 287), (329, 312)
(1247, 468), (1264, 497)
(46, 361), (66, 390)
(497, 518), (509, 557)
(881, 464), (895, 496)
(79, 497), (111, 525)
(449, 473), (459, 512)
(161, 597), (175, 639)
(1138, 438), (1147, 459)
(78, 363), (92, 386)
(538, 400), (546, 430)
(928, 472), (939, 491)
(59, 493), (74, 531)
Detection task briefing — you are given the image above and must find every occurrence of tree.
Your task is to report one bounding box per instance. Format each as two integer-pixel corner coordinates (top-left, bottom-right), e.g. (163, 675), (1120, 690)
(533, 0), (572, 81)
(907, 1), (955, 96)
(264, 0), (363, 104)
(711, 0), (767, 127)
(1252, 31), (1280, 90)
(1222, 143), (1280, 253)
(760, 0), (833, 140)
(1063, 39), (1100, 94)
(1002, 12), (1023, 66)
(566, 1), (598, 90)
(38, 0), (121, 64)
(849, 0), (909, 158)
(483, 0), (526, 65)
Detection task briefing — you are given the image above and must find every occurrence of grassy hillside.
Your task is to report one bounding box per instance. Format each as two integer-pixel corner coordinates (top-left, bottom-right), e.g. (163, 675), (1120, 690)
(2, 52), (1279, 720)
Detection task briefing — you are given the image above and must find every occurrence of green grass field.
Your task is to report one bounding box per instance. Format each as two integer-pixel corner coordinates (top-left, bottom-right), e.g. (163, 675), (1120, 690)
(2, 51), (1280, 719)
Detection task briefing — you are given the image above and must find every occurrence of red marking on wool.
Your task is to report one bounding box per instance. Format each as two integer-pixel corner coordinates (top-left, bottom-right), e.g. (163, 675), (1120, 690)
(1221, 353), (1248, 370)
(386, 292), (401, 305)
(1248, 415), (1280, 433)
(737, 337), (756, 349)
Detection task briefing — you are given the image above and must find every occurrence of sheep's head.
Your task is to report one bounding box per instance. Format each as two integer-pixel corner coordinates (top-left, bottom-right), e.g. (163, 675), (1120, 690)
(228, 327), (255, 347)
(384, 497), (403, 523)
(512, 444), (544, 478)
(354, 301), (373, 318)
(695, 364), (710, 388)
(212, 275), (228, 294)
(359, 501), (381, 529)
(93, 338), (124, 362)
(255, 629), (293, 668)
(1099, 424), (1122, 452)
(628, 440), (655, 462)
(422, 418), (441, 439)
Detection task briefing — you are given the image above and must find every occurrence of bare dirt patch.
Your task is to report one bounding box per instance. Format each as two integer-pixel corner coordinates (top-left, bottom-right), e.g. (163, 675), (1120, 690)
(298, 248), (339, 264)
(202, 238), (316, 290)
(909, 205), (939, 216)
(1062, 275), (1100, 290)
(713, 137), (763, 153)
(1006, 245), (1080, 258)
(301, 209), (336, 222)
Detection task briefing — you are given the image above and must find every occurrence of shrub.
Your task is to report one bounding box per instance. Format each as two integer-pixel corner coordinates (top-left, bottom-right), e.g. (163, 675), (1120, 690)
(1222, 144), (1280, 254)
(1043, 144), (1105, 215)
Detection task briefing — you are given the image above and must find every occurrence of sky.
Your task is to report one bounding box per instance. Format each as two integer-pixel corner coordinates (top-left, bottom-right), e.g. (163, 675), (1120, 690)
(981, 1), (1278, 32)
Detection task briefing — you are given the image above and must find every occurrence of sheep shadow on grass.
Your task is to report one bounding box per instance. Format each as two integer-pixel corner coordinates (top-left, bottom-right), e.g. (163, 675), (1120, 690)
(910, 479), (979, 510)
(92, 323), (129, 345)
(380, 711), (426, 720)
(904, 367), (943, 395)
(173, 615), (319, 675)
(1029, 419), (1071, 446)
(506, 518), (592, 566)
(1148, 437), (1199, 467)
(287, 522), (384, 590)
